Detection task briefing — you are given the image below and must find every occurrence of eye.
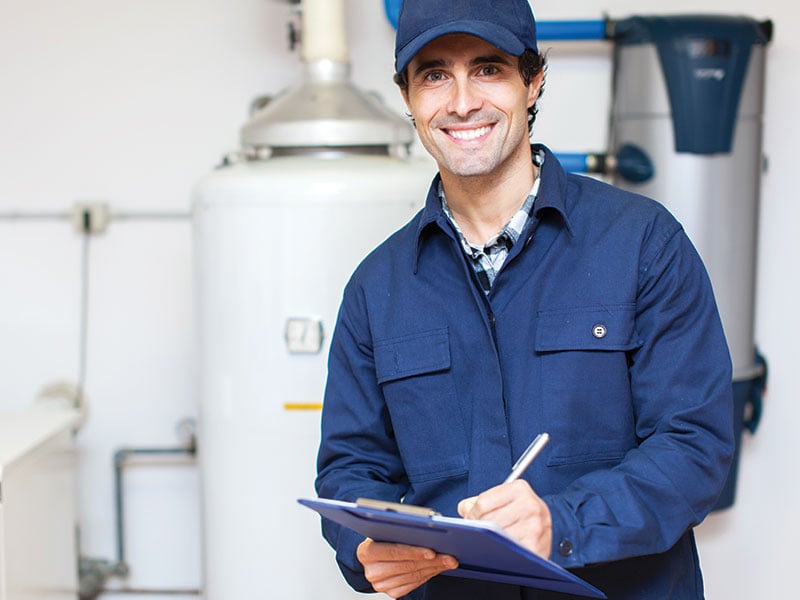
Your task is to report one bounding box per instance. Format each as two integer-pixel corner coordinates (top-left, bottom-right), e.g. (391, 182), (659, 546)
(424, 70), (446, 82)
(478, 64), (501, 76)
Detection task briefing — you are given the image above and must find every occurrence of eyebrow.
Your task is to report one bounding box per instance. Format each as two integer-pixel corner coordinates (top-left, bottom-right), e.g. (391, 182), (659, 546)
(411, 53), (515, 78)
(473, 54), (515, 67)
(412, 58), (447, 78)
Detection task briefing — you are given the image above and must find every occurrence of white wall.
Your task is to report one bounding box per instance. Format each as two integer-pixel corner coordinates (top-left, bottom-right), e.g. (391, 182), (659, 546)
(0, 0), (797, 598)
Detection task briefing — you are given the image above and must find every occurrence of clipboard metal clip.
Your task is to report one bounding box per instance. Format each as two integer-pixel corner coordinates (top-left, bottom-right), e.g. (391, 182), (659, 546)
(356, 497), (441, 517)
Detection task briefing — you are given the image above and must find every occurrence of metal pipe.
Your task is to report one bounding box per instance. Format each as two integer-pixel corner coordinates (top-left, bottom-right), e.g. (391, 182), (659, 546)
(537, 20), (610, 41)
(555, 152), (612, 174)
(302, 0), (348, 63)
(113, 438), (197, 569)
(0, 210), (189, 221)
(77, 231), (89, 407)
(554, 152), (592, 173)
(0, 211), (71, 220)
(79, 425), (197, 599)
(96, 588), (200, 596)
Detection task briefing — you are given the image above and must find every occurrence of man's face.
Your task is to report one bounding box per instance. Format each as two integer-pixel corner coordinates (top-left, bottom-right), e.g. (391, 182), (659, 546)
(401, 33), (542, 181)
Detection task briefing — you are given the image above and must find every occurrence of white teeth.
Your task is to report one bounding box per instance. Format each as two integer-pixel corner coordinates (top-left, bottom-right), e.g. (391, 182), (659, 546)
(447, 126), (491, 140)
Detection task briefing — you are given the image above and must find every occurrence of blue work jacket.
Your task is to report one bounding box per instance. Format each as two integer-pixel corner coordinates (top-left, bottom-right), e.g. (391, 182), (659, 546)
(316, 145), (734, 599)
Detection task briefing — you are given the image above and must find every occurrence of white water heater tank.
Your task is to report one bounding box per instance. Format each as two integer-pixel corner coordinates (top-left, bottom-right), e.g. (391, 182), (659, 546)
(192, 5), (433, 592)
(193, 153), (430, 599)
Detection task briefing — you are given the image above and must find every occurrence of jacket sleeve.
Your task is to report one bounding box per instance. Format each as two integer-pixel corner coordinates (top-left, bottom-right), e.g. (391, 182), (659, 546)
(314, 277), (408, 592)
(543, 224), (735, 568)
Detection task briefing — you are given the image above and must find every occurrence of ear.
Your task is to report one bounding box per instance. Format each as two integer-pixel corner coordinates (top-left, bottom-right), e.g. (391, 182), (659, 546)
(527, 70), (544, 108)
(400, 86), (412, 112)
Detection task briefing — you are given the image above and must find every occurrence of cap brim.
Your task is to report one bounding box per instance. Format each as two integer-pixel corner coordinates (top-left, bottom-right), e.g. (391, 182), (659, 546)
(396, 20), (527, 73)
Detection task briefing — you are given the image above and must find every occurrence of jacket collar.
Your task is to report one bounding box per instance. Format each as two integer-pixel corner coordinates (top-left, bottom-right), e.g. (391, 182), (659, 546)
(413, 144), (574, 272)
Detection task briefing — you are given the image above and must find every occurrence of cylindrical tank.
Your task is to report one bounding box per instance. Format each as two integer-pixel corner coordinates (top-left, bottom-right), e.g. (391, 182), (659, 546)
(610, 15), (771, 509)
(192, 3), (434, 597)
(193, 154), (430, 599)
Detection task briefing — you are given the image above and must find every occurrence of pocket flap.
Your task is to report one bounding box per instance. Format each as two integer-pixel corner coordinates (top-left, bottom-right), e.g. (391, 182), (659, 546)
(375, 328), (451, 384)
(535, 305), (638, 352)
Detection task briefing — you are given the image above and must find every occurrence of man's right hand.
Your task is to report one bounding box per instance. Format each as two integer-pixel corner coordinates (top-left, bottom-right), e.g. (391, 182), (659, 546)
(356, 538), (458, 598)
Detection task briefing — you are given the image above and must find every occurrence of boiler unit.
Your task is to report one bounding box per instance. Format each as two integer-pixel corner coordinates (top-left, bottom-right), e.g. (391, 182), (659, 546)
(191, 1), (433, 598)
(610, 15), (771, 509)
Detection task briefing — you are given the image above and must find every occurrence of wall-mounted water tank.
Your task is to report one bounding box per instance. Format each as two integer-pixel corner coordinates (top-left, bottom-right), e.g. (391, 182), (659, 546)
(610, 15), (772, 509)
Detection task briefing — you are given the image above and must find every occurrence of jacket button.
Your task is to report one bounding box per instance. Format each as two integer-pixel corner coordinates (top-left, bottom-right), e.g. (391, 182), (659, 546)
(558, 539), (574, 557)
(592, 323), (607, 339)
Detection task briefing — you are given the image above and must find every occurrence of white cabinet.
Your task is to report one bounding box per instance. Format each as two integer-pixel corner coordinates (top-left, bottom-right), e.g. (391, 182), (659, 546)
(0, 410), (80, 600)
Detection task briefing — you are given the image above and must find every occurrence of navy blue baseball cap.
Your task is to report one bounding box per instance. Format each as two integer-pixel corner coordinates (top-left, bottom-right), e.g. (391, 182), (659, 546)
(394, 0), (538, 73)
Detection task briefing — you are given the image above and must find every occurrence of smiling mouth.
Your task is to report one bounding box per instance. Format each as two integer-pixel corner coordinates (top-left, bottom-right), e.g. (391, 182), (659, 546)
(445, 125), (492, 141)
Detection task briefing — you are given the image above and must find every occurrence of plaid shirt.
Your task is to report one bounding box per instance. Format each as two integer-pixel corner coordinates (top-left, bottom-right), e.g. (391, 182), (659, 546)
(440, 150), (544, 293)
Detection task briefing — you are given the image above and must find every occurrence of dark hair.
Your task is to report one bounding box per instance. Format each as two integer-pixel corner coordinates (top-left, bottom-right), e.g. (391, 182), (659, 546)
(393, 48), (547, 134)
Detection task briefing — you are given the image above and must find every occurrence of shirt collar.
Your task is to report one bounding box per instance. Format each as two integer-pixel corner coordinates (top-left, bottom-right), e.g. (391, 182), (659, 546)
(439, 175), (539, 255)
(414, 144), (575, 271)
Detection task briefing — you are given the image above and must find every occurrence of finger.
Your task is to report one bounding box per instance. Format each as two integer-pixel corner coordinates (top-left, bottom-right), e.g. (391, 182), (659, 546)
(467, 480), (537, 521)
(457, 496), (477, 517)
(376, 575), (439, 600)
(358, 539), (436, 563)
(368, 555), (458, 598)
(365, 554), (458, 581)
(461, 489), (512, 520)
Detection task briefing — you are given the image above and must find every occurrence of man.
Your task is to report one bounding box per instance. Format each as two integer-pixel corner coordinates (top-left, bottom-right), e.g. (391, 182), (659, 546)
(316, 1), (734, 598)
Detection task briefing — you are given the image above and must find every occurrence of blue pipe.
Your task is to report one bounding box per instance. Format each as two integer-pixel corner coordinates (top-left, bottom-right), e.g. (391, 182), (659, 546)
(384, 0), (402, 29)
(555, 153), (591, 173)
(383, 1), (608, 41)
(556, 145), (655, 182)
(537, 20), (608, 41)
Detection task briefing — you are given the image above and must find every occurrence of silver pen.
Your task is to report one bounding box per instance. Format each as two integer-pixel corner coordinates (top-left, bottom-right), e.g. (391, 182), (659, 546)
(504, 432), (550, 484)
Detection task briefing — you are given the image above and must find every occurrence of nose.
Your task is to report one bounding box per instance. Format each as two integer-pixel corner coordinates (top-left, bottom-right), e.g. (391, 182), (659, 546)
(446, 76), (483, 118)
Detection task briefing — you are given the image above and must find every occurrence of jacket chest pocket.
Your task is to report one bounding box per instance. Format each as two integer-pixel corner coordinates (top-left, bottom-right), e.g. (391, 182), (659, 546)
(375, 328), (467, 483)
(535, 305), (640, 467)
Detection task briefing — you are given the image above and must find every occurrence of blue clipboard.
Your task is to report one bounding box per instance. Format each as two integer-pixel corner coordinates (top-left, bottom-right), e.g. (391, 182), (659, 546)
(298, 497), (606, 598)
